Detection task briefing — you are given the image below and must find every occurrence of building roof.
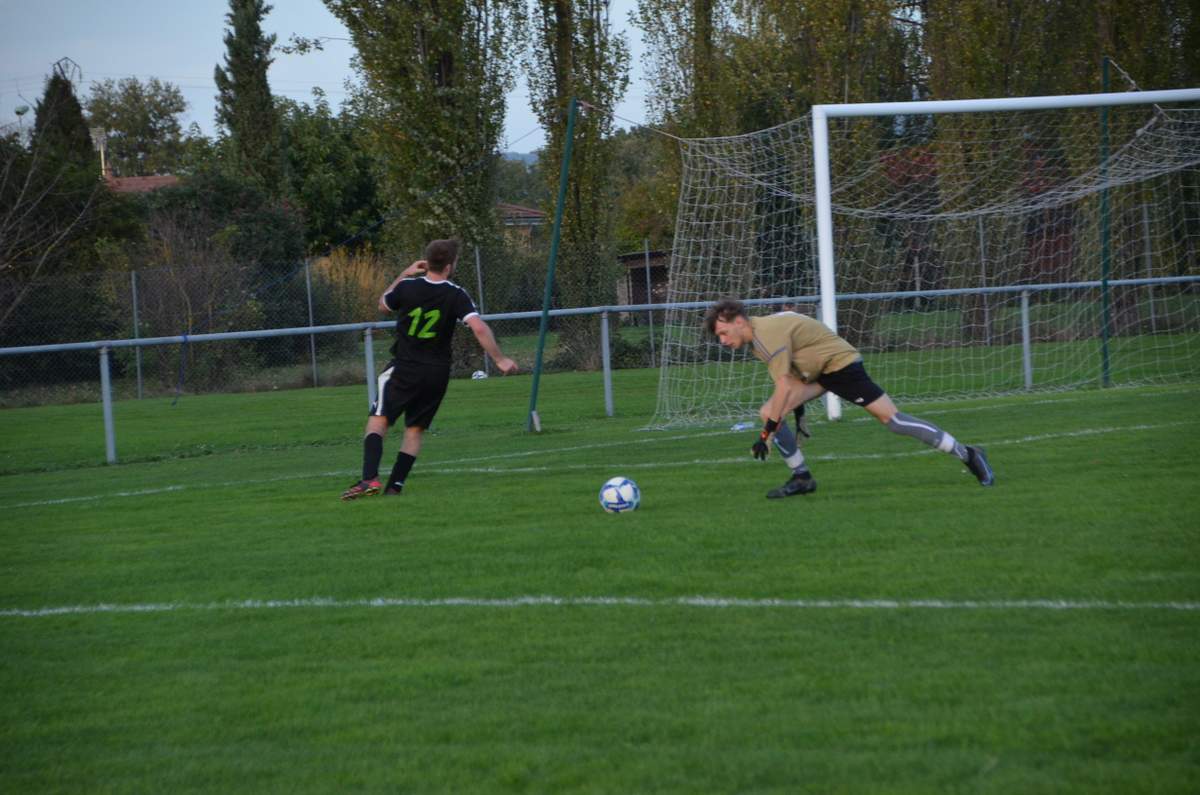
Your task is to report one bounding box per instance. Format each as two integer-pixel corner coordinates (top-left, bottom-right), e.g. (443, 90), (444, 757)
(105, 174), (181, 194)
(497, 202), (547, 226)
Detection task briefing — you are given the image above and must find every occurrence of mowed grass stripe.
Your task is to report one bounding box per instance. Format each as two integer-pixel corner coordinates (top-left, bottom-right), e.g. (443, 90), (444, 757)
(5, 594), (1200, 618)
(4, 416), (1193, 509)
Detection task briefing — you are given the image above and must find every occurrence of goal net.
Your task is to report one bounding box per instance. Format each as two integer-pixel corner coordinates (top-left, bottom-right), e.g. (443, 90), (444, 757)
(649, 92), (1200, 428)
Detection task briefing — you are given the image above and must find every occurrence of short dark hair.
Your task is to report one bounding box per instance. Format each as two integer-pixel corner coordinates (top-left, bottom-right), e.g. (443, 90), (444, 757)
(423, 239), (460, 273)
(704, 298), (746, 336)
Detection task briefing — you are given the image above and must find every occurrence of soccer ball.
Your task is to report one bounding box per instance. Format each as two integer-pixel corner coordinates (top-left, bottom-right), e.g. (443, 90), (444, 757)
(599, 476), (640, 513)
(471, 370), (488, 380)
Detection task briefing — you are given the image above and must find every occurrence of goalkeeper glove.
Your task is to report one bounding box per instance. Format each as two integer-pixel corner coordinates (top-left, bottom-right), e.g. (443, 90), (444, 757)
(752, 419), (779, 460)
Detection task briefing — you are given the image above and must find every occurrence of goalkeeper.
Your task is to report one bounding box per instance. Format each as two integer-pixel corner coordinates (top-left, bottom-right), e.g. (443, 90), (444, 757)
(704, 298), (994, 498)
(341, 239), (518, 501)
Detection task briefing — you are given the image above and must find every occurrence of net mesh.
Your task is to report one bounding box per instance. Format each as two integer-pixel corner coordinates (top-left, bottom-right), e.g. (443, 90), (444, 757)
(650, 100), (1200, 428)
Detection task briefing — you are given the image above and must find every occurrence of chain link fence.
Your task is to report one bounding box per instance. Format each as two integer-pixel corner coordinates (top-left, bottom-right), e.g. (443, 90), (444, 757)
(0, 243), (668, 408)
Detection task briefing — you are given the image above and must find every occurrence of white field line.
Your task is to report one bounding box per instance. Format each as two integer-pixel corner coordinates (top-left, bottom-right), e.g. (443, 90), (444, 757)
(8, 472), (349, 507)
(3, 595), (1198, 618)
(5, 419), (1196, 509)
(434, 420), (1199, 475)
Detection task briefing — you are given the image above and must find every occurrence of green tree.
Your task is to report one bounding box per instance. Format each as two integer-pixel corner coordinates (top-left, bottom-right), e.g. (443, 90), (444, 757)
(915, 0), (1200, 298)
(492, 153), (549, 208)
(33, 61), (95, 165)
(84, 77), (188, 177)
(525, 0), (630, 366)
(323, 0), (526, 253)
(630, 0), (916, 261)
(608, 127), (674, 251)
(214, 0), (283, 193)
(175, 123), (223, 177)
(525, 0), (630, 258)
(278, 90), (383, 254)
(920, 0), (1200, 98)
(0, 61), (142, 378)
(146, 170), (304, 274)
(637, 0), (912, 135)
(634, 0), (732, 136)
(0, 130), (97, 333)
(142, 169), (306, 344)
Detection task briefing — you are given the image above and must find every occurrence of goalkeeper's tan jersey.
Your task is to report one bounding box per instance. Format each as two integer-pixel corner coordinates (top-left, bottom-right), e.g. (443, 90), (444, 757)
(749, 312), (861, 383)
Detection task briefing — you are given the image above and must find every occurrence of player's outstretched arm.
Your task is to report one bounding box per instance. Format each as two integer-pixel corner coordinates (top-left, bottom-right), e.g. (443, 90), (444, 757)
(466, 315), (518, 374)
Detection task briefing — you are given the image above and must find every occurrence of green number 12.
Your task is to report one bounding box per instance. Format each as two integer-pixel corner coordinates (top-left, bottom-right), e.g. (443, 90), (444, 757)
(406, 307), (441, 339)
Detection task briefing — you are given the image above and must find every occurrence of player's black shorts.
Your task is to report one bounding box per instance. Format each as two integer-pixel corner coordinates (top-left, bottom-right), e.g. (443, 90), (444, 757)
(370, 360), (450, 428)
(816, 360), (886, 408)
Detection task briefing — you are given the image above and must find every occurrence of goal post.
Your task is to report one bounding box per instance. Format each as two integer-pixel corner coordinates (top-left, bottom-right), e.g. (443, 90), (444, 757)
(811, 88), (1200, 420)
(650, 89), (1200, 429)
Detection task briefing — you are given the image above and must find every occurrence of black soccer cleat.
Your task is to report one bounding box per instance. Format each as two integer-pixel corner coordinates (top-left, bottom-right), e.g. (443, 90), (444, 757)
(767, 472), (817, 499)
(341, 479), (381, 501)
(383, 484), (403, 496)
(964, 445), (995, 486)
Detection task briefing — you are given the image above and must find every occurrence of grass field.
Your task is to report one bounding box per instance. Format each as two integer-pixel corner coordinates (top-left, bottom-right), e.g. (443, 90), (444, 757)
(2, 368), (1199, 793)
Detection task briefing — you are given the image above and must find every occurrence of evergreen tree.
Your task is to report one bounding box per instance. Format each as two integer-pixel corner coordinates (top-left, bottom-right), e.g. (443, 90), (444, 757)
(33, 60), (95, 166)
(2, 59), (141, 359)
(214, 0), (282, 193)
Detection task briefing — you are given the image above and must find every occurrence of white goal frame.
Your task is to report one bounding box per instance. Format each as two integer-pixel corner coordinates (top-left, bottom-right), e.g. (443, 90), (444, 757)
(811, 88), (1200, 419)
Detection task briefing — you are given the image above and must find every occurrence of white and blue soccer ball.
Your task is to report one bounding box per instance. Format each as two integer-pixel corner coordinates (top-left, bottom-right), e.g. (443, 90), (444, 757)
(471, 370), (488, 380)
(599, 476), (640, 513)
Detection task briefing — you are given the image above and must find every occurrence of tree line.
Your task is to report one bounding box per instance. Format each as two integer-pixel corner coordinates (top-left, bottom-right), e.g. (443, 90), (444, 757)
(2, 0), (1196, 358)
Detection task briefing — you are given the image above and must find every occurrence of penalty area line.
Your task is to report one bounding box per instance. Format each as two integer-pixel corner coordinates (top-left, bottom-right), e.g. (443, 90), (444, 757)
(3, 595), (1199, 618)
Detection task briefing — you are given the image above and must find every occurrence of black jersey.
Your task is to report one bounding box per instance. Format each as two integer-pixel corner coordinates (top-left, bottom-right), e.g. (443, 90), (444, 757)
(383, 276), (479, 367)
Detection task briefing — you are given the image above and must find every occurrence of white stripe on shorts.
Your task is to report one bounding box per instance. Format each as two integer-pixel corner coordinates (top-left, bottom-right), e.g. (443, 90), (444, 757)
(373, 366), (394, 416)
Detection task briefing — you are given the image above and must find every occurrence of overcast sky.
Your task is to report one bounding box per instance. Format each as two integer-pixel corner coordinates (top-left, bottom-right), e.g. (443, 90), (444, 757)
(0, 0), (647, 154)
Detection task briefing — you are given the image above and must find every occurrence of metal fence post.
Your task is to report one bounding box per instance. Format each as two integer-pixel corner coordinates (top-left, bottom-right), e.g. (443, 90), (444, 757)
(99, 346), (117, 463)
(364, 327), (377, 409)
(1021, 290), (1033, 390)
(305, 260), (319, 386)
(601, 310), (614, 417)
(131, 270), (143, 399)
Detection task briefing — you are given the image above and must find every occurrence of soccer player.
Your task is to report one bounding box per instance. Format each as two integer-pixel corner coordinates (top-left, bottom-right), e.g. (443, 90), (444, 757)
(341, 239), (518, 500)
(704, 298), (994, 498)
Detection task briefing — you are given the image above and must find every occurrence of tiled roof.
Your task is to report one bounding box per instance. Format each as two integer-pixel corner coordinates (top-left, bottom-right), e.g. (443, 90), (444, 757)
(105, 174), (181, 193)
(497, 202), (547, 223)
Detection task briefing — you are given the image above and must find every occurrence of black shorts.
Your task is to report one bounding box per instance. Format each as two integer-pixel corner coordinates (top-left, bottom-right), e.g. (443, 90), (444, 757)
(816, 360), (886, 408)
(370, 361), (450, 428)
